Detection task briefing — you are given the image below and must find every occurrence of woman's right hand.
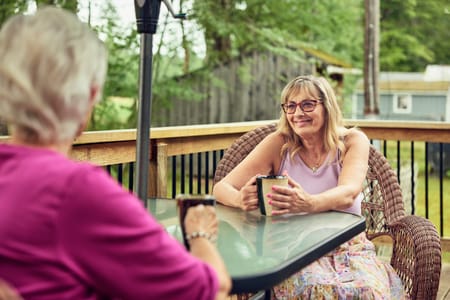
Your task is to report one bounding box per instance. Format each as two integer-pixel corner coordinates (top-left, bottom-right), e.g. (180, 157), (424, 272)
(184, 205), (218, 243)
(183, 205), (232, 300)
(237, 175), (259, 211)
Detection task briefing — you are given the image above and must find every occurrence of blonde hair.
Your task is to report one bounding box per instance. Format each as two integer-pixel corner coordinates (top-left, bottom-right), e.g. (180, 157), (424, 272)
(0, 6), (107, 144)
(277, 75), (345, 162)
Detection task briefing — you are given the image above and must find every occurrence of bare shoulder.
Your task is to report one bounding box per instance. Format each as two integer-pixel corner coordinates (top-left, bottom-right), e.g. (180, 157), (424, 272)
(339, 127), (370, 169)
(250, 131), (285, 162)
(259, 131), (285, 147)
(340, 127), (369, 146)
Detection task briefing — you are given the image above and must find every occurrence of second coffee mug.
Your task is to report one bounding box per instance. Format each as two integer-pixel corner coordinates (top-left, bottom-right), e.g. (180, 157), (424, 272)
(176, 194), (216, 250)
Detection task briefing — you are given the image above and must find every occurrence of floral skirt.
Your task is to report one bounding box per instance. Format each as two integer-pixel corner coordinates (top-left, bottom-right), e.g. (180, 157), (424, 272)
(272, 233), (408, 300)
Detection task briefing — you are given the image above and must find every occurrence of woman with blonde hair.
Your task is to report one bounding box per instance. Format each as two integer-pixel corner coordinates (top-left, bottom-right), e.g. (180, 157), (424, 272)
(213, 75), (407, 299)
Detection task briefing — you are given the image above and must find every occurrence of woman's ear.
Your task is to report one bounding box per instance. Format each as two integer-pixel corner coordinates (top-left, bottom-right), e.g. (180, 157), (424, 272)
(89, 85), (101, 104)
(74, 85), (101, 140)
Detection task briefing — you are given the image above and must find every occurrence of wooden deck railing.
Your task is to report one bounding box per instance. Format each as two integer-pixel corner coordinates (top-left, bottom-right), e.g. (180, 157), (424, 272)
(66, 120), (270, 194)
(1, 119), (449, 251)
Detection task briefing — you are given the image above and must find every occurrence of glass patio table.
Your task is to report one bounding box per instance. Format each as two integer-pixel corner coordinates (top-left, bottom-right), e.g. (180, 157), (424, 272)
(146, 198), (365, 296)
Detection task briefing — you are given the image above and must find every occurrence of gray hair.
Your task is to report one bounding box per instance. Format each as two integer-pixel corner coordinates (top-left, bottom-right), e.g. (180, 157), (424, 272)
(0, 6), (107, 144)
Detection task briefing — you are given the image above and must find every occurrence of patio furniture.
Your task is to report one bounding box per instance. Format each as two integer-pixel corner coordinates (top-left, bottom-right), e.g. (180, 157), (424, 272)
(147, 198), (365, 297)
(214, 123), (442, 300)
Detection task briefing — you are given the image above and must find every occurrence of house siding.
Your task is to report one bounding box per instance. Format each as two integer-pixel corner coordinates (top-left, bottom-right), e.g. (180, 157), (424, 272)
(354, 92), (447, 121)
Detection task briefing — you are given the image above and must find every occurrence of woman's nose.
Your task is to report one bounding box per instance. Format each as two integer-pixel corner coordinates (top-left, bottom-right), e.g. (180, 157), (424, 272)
(293, 105), (305, 115)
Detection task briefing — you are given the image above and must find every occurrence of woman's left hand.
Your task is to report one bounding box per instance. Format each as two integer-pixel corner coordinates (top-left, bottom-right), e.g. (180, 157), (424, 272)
(268, 174), (314, 215)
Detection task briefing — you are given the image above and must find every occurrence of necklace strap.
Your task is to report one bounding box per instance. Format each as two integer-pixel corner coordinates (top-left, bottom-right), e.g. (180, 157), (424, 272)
(299, 150), (327, 172)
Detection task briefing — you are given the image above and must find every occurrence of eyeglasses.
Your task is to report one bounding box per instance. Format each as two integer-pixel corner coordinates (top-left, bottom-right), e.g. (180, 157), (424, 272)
(281, 100), (322, 114)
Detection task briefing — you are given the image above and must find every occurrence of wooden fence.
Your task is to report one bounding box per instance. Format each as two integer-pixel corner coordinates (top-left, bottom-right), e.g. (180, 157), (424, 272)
(153, 52), (315, 126)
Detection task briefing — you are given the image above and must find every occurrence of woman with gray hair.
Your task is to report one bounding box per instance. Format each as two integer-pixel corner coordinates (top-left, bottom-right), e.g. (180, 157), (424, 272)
(0, 6), (230, 300)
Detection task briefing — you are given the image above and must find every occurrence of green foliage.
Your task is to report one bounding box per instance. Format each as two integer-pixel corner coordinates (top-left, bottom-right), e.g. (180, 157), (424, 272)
(0, 0), (79, 24)
(88, 97), (136, 130)
(35, 0), (78, 12)
(95, 2), (139, 97)
(192, 0), (364, 67)
(380, 0), (450, 71)
(0, 1), (27, 26)
(380, 31), (433, 72)
(191, 0), (449, 72)
(246, 26), (310, 62)
(1, 0), (449, 131)
(87, 1), (140, 130)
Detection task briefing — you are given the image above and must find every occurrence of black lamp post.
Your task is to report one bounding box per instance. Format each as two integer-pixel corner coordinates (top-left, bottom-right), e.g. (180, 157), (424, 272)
(133, 0), (186, 201)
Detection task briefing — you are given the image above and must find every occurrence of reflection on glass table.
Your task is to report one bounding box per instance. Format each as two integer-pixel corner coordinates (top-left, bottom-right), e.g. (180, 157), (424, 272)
(146, 198), (365, 295)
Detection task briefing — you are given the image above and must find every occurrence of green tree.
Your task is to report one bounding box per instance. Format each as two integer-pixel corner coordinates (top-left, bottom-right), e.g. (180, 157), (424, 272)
(412, 1), (450, 69)
(87, 1), (140, 130)
(191, 0), (364, 67)
(35, 0), (78, 12)
(0, 0), (30, 27)
(380, 0), (450, 71)
(1, 0), (449, 131)
(0, 0), (79, 24)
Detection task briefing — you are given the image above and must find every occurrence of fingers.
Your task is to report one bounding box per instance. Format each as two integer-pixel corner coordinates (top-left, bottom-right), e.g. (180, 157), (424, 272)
(240, 180), (259, 211)
(284, 173), (299, 189)
(184, 205), (218, 236)
(270, 208), (290, 216)
(267, 194), (292, 210)
(241, 191), (258, 211)
(245, 174), (259, 186)
(242, 202), (258, 211)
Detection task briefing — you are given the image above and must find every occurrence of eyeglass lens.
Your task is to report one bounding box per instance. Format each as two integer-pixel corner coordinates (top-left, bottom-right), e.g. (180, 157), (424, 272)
(282, 100), (319, 113)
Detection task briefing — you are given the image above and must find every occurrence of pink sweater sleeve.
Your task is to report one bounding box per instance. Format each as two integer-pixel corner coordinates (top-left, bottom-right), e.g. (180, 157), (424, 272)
(57, 165), (219, 300)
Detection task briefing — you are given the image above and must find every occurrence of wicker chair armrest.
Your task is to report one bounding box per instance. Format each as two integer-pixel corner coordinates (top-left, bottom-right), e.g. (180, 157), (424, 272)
(388, 215), (441, 300)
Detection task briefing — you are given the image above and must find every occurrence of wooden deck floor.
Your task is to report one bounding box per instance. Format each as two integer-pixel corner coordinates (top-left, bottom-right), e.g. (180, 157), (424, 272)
(438, 262), (450, 300)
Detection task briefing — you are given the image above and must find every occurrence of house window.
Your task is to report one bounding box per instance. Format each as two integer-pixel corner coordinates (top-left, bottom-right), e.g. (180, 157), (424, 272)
(393, 94), (412, 114)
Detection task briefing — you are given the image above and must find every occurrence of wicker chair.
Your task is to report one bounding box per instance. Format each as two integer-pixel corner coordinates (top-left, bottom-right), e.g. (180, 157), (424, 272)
(214, 123), (442, 300)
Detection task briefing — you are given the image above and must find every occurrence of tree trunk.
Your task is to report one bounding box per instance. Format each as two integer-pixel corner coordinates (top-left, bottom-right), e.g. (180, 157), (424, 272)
(364, 0), (380, 118)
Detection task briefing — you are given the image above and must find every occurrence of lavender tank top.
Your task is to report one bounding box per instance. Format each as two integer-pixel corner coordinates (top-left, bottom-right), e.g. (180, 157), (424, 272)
(278, 151), (362, 215)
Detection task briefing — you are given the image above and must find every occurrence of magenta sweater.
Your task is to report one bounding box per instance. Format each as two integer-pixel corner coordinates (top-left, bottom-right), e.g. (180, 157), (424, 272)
(0, 144), (218, 300)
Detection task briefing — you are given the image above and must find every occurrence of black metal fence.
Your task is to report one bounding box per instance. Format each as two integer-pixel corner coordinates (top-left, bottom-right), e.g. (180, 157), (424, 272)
(105, 142), (448, 238)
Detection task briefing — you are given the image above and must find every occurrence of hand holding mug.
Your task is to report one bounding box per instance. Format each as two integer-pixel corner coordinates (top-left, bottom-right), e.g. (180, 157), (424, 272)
(177, 194), (217, 250)
(256, 175), (289, 216)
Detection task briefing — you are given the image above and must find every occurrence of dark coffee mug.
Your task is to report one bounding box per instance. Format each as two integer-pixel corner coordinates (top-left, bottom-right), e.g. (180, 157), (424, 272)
(176, 194), (216, 250)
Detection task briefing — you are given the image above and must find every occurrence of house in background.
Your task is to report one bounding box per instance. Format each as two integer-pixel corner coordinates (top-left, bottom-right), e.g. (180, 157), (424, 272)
(352, 65), (450, 175)
(351, 65), (450, 121)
